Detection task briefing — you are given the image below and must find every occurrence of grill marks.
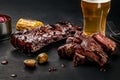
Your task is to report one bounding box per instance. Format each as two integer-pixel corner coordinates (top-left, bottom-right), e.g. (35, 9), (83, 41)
(10, 22), (82, 53)
(57, 32), (116, 67)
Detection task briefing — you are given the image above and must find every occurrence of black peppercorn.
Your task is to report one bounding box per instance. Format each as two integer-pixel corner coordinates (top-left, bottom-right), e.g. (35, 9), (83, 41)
(10, 74), (17, 78)
(1, 60), (8, 65)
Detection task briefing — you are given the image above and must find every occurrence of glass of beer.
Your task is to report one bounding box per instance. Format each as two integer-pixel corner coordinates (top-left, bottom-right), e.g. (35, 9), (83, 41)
(81, 0), (111, 36)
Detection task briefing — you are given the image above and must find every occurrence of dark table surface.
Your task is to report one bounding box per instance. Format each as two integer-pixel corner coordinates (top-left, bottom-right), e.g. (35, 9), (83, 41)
(0, 0), (120, 80)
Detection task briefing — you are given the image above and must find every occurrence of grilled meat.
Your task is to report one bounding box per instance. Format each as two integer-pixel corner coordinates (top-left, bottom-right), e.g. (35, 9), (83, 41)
(10, 22), (82, 53)
(57, 32), (116, 67)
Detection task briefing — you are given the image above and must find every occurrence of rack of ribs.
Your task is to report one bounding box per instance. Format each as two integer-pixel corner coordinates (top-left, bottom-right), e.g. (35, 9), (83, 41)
(10, 22), (82, 53)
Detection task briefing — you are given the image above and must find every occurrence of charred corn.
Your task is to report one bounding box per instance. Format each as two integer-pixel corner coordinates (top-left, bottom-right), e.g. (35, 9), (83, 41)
(16, 18), (44, 30)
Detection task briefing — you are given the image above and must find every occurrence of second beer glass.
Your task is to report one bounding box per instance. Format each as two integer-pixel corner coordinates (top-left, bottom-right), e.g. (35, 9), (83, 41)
(81, 0), (111, 36)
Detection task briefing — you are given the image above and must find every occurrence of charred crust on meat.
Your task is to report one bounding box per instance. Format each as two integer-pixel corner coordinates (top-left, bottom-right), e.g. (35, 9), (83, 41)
(10, 22), (82, 53)
(57, 31), (116, 67)
(92, 32), (116, 55)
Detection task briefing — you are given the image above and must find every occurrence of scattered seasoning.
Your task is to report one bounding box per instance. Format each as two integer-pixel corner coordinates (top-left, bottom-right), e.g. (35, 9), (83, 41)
(48, 66), (57, 72)
(100, 68), (106, 72)
(61, 63), (66, 68)
(53, 67), (57, 71)
(48, 68), (52, 72)
(1, 60), (8, 65)
(10, 74), (17, 78)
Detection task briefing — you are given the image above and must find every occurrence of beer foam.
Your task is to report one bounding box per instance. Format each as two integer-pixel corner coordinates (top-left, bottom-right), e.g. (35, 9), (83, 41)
(82, 0), (111, 3)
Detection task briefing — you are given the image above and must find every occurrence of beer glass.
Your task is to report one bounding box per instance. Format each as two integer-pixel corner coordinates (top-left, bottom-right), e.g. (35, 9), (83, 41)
(81, 0), (111, 36)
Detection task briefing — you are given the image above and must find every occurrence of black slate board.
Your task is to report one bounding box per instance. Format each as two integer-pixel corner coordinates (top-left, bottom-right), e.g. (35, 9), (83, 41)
(0, 0), (120, 80)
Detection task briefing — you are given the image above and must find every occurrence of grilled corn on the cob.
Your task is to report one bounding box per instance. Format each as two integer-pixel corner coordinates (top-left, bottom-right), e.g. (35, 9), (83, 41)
(16, 18), (44, 30)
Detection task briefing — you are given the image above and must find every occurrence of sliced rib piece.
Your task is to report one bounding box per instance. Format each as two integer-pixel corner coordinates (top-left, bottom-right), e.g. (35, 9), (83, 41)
(74, 38), (108, 67)
(58, 32), (116, 67)
(57, 43), (75, 59)
(92, 32), (116, 54)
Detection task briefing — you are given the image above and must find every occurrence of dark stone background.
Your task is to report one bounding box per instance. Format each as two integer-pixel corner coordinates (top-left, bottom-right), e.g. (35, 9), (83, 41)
(0, 0), (120, 29)
(0, 0), (120, 80)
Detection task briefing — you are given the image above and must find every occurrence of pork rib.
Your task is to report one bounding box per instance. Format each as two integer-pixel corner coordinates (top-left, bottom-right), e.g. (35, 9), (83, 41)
(92, 32), (116, 54)
(10, 22), (82, 53)
(57, 31), (116, 67)
(74, 37), (108, 67)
